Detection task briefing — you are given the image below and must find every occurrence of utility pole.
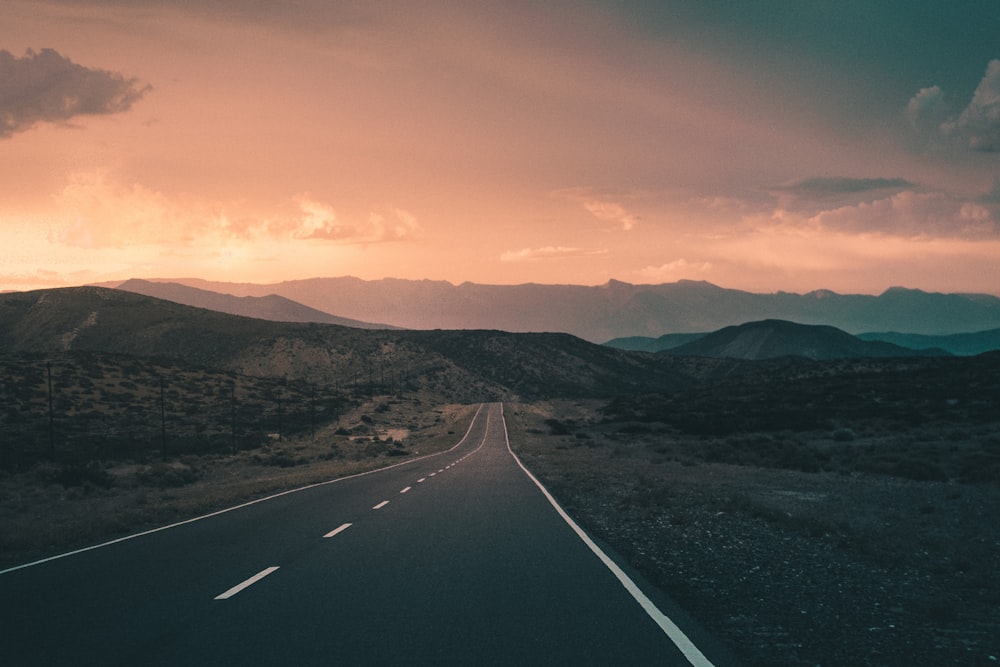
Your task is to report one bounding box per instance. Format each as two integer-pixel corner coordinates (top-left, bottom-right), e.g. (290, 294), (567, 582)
(160, 377), (167, 461)
(46, 362), (54, 461)
(230, 382), (237, 455)
(277, 395), (283, 443)
(310, 386), (316, 440)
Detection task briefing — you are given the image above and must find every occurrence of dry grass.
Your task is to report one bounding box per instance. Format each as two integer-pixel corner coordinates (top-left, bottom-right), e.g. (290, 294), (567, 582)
(0, 395), (476, 570)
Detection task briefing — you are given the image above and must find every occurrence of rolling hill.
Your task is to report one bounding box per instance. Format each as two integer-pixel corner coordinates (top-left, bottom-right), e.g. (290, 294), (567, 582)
(116, 279), (395, 329)
(608, 327), (1000, 357)
(0, 286), (692, 402)
(857, 329), (1000, 356)
(662, 319), (948, 361)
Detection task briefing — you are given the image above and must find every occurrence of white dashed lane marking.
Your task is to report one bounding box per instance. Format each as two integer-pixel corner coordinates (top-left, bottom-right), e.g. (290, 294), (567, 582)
(372, 500), (390, 510)
(214, 566), (280, 600)
(323, 523), (352, 538)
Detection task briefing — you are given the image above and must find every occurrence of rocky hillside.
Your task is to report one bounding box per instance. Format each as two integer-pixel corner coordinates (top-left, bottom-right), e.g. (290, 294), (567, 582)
(0, 287), (690, 402)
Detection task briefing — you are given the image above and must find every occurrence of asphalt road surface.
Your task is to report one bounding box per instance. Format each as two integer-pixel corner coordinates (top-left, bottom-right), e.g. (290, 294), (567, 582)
(1, 403), (731, 666)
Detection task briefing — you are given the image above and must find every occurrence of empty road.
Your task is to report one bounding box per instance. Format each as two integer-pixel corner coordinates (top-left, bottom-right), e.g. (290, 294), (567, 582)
(1, 403), (728, 665)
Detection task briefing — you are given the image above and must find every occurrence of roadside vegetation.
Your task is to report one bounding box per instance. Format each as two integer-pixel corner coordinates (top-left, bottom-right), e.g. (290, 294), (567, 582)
(3, 328), (998, 666)
(0, 353), (476, 569)
(507, 392), (999, 667)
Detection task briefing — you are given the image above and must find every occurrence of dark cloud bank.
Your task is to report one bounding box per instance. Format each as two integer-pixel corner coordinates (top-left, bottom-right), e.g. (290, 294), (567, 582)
(0, 48), (149, 138)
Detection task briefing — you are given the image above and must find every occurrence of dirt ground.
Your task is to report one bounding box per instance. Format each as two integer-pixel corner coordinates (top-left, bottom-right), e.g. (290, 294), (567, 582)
(505, 400), (1000, 667)
(0, 395), (476, 570)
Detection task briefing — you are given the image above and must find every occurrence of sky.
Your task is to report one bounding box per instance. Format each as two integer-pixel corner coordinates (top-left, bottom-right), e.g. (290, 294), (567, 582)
(2, 0), (999, 295)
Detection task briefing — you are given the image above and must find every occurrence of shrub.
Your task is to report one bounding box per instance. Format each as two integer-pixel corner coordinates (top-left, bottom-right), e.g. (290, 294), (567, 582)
(40, 461), (114, 489)
(893, 458), (948, 482)
(833, 428), (856, 442)
(137, 462), (200, 487)
(545, 418), (570, 435)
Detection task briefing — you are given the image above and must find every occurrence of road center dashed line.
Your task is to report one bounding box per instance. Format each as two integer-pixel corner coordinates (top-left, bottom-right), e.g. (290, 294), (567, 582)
(214, 566), (280, 600)
(323, 523), (352, 538)
(400, 486), (411, 494)
(417, 477), (426, 483)
(372, 500), (390, 510)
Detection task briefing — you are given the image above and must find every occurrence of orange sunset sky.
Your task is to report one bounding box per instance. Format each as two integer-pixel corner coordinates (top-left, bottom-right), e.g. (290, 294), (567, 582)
(2, 1), (999, 295)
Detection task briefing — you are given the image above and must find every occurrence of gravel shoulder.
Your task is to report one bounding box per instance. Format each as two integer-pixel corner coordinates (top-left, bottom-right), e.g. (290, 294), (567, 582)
(506, 400), (1000, 667)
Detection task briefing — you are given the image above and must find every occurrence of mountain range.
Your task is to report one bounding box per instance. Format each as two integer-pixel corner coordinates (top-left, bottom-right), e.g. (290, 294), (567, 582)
(110, 277), (1000, 343)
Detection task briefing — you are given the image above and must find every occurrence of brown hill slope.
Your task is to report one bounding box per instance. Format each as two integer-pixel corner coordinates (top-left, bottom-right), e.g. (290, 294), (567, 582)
(0, 287), (690, 401)
(117, 279), (396, 329)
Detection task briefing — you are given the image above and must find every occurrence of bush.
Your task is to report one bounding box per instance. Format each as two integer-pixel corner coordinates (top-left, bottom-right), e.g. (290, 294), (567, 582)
(833, 428), (856, 442)
(545, 418), (570, 435)
(40, 461), (114, 489)
(892, 458), (948, 482)
(137, 462), (200, 487)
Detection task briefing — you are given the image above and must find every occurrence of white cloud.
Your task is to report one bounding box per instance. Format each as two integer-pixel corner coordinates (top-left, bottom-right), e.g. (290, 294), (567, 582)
(637, 259), (712, 282)
(951, 59), (1000, 151)
(747, 188), (999, 240)
(49, 170), (421, 249)
(553, 187), (639, 231)
(500, 246), (606, 262)
(907, 59), (1000, 152)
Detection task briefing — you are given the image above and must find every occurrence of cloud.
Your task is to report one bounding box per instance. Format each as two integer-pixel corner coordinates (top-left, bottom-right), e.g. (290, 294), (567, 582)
(637, 259), (712, 282)
(292, 199), (422, 242)
(500, 246), (606, 262)
(553, 187), (639, 231)
(906, 86), (950, 137)
(748, 188), (999, 240)
(53, 170), (180, 248)
(762, 176), (917, 219)
(907, 59), (1000, 152)
(0, 48), (150, 138)
(49, 170), (420, 249)
(772, 177), (914, 197)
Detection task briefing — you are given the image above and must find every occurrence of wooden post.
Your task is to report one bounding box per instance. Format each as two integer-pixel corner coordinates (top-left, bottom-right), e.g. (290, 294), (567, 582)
(47, 362), (54, 461)
(160, 377), (167, 461)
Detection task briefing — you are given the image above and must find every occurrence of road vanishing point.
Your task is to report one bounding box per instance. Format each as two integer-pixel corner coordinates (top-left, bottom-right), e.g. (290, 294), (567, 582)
(1, 403), (733, 666)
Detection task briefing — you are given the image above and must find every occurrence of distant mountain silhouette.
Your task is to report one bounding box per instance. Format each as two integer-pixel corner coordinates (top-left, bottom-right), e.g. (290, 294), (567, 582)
(604, 333), (706, 353)
(116, 279), (396, 330)
(663, 319), (949, 360)
(607, 327), (1000, 357)
(857, 329), (1000, 357)
(127, 277), (1000, 342)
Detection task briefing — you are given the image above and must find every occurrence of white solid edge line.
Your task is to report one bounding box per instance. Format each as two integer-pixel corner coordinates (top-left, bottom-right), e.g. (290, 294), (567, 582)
(498, 404), (716, 667)
(323, 522), (353, 538)
(0, 404), (487, 576)
(214, 566), (280, 600)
